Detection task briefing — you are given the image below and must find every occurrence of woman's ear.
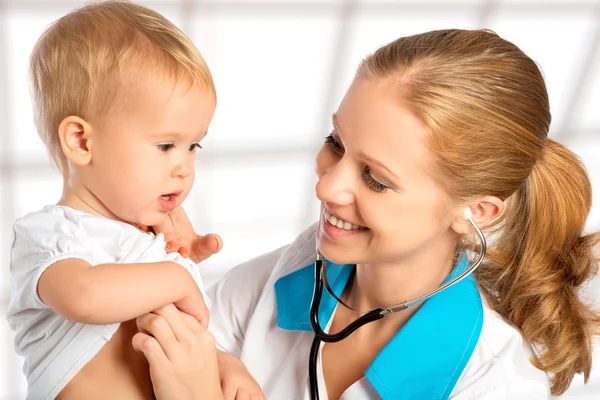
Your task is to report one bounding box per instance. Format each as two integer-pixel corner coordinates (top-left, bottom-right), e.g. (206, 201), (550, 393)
(451, 196), (504, 234)
(58, 116), (94, 166)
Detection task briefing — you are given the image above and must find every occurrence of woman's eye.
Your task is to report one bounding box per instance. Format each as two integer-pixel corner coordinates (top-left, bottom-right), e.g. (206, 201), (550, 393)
(324, 133), (344, 154)
(189, 143), (202, 152)
(362, 166), (389, 193)
(158, 143), (174, 152)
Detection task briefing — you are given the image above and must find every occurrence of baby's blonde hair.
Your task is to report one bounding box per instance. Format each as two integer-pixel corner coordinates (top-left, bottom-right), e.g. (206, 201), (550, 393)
(29, 0), (215, 172)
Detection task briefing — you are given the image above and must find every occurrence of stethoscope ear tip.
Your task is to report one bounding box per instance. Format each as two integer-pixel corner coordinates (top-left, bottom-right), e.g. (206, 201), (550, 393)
(463, 207), (473, 220)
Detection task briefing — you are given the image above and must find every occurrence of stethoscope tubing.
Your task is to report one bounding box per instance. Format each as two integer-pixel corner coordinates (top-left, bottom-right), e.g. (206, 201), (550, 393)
(308, 216), (486, 400)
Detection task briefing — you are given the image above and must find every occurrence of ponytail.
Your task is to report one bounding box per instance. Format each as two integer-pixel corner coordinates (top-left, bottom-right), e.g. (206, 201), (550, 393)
(475, 138), (600, 395)
(356, 29), (599, 395)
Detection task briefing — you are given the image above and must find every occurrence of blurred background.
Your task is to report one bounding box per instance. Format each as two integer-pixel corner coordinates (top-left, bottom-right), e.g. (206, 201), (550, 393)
(1, 0), (599, 398)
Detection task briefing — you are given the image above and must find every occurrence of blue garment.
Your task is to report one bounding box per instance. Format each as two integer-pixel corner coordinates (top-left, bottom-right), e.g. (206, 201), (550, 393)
(274, 255), (483, 400)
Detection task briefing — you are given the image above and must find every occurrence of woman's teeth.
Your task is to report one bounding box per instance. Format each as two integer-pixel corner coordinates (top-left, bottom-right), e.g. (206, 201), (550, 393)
(160, 195), (171, 200)
(325, 211), (364, 231)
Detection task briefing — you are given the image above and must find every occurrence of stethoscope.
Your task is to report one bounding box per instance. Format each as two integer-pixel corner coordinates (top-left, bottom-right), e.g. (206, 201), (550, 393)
(308, 207), (487, 400)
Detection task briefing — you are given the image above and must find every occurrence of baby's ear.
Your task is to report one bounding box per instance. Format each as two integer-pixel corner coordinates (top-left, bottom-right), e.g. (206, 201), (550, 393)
(58, 116), (93, 166)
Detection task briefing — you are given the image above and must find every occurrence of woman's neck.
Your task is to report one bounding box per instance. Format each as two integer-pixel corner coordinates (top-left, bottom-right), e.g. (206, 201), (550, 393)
(343, 235), (458, 318)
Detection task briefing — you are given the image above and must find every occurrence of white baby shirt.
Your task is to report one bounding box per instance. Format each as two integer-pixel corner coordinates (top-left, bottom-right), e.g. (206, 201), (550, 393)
(6, 205), (208, 400)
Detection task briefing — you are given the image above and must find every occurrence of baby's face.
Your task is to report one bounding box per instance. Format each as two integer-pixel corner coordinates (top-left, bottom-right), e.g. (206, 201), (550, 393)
(84, 74), (216, 227)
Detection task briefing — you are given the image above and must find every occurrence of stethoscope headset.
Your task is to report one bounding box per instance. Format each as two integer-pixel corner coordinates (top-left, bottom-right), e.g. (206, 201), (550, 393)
(308, 207), (486, 399)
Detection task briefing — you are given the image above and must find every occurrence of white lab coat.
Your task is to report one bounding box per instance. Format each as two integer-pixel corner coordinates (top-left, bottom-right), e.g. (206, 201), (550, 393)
(208, 223), (550, 399)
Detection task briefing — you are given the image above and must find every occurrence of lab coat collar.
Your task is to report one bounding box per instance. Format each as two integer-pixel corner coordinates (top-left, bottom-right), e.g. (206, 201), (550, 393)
(274, 254), (483, 400)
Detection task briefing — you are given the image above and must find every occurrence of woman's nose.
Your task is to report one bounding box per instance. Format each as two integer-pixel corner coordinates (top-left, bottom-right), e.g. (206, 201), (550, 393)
(315, 154), (355, 206)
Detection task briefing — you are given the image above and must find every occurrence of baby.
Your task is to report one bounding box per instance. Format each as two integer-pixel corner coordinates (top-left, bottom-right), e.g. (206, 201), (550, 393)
(6, 1), (253, 399)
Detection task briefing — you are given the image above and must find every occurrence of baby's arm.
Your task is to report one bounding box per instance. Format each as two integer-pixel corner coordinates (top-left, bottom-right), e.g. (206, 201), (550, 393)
(38, 258), (207, 326)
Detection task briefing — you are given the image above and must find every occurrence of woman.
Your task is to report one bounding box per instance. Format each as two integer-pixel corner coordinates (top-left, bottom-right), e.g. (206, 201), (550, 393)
(137, 29), (600, 399)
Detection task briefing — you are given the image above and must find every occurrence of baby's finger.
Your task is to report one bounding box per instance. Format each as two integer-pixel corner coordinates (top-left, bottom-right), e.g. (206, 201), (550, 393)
(221, 381), (238, 400)
(152, 211), (176, 236)
(235, 392), (254, 400)
(168, 206), (191, 228)
(191, 234), (223, 263)
(165, 237), (180, 254)
(203, 234), (223, 253)
(178, 246), (190, 258)
(194, 304), (210, 329)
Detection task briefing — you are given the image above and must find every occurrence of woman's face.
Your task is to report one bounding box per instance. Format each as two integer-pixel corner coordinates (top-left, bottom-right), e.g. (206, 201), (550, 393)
(315, 78), (460, 266)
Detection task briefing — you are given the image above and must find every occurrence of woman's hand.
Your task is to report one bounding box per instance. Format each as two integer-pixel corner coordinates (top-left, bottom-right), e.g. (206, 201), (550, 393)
(132, 305), (223, 400)
(218, 350), (266, 400)
(153, 206), (223, 264)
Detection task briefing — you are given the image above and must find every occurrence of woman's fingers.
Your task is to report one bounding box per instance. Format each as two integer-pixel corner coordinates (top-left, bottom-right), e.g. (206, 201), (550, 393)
(178, 310), (218, 356)
(132, 331), (169, 366)
(179, 310), (204, 336)
(137, 306), (215, 361)
(152, 304), (193, 343)
(136, 312), (179, 360)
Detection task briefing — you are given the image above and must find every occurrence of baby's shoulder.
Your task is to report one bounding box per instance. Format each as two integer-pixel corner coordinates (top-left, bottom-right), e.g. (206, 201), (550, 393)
(13, 205), (90, 241)
(14, 204), (144, 242)
(12, 205), (149, 263)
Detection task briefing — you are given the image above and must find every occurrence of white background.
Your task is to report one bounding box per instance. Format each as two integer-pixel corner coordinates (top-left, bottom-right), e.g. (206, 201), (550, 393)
(1, 0), (599, 398)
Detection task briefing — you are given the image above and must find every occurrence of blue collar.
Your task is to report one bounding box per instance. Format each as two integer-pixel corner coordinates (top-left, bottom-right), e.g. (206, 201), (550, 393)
(274, 255), (483, 400)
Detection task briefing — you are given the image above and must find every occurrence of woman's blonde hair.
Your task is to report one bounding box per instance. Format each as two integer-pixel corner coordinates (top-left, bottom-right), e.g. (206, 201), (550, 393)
(29, 0), (215, 173)
(358, 29), (600, 395)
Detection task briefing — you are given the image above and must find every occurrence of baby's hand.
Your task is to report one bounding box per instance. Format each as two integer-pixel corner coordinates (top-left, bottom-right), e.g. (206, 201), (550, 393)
(217, 351), (265, 400)
(174, 284), (210, 329)
(153, 207), (223, 264)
